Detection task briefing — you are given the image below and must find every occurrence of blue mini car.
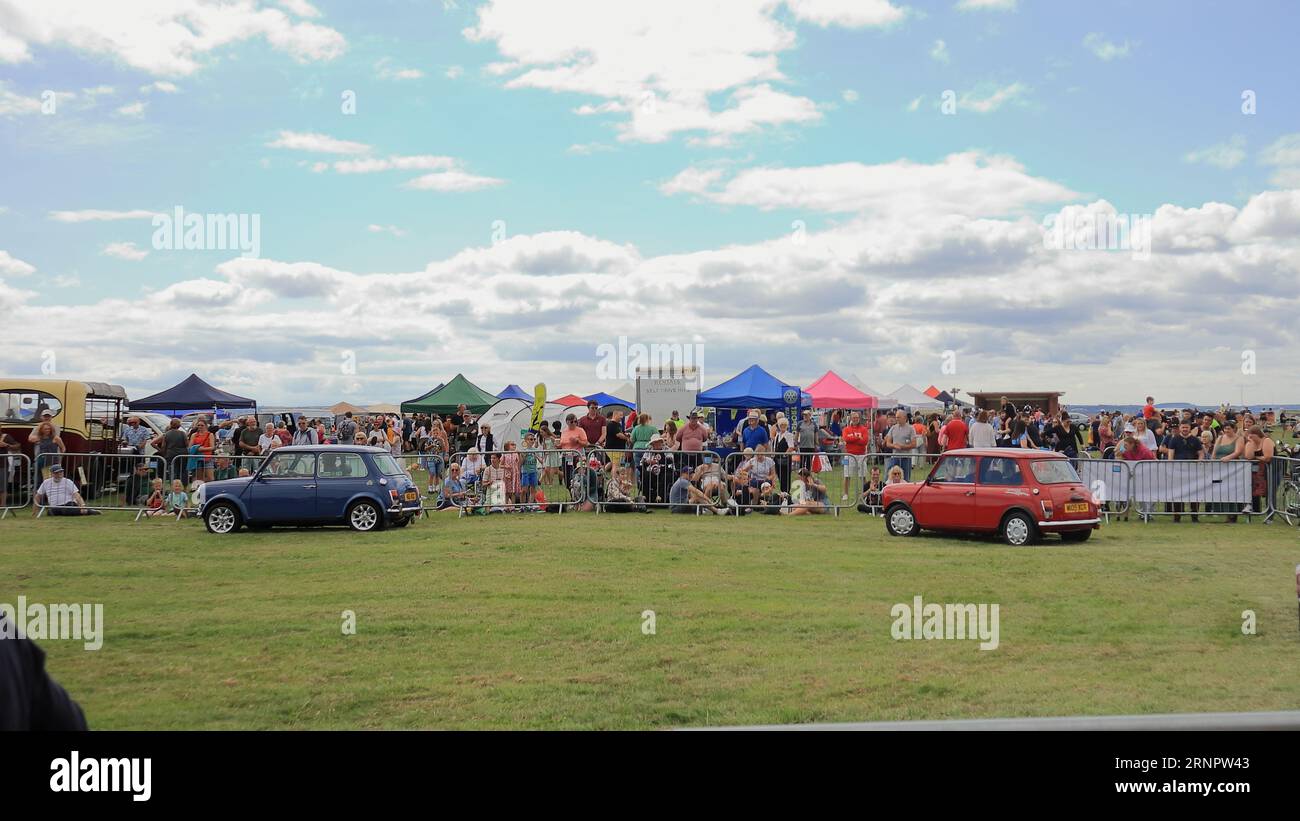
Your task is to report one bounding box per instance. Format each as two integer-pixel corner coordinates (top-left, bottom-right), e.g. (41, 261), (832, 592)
(201, 445), (422, 534)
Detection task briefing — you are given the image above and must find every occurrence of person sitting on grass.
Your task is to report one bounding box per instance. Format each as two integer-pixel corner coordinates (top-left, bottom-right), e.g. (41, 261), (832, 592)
(165, 479), (191, 519)
(604, 465), (649, 513)
(439, 464), (468, 509)
(885, 465), (906, 486)
(124, 461), (153, 506)
(754, 481), (788, 515)
(786, 468), (828, 515)
(144, 478), (166, 517)
(483, 454), (507, 508)
(669, 464), (728, 515)
(33, 464), (100, 516)
(569, 457), (604, 512)
(857, 466), (883, 514)
(213, 456), (237, 481)
(460, 448), (486, 484)
(692, 455), (727, 504)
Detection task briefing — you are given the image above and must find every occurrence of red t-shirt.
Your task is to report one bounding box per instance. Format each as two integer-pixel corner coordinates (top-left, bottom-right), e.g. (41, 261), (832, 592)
(841, 424), (870, 455)
(577, 414), (605, 446)
(941, 418), (968, 450)
(1142, 404), (1156, 419)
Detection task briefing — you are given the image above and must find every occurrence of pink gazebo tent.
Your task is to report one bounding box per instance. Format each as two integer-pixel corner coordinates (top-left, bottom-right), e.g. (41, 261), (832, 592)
(806, 371), (879, 409)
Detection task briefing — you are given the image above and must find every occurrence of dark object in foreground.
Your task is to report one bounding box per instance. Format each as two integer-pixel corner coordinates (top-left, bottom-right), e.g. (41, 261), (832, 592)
(0, 614), (88, 730)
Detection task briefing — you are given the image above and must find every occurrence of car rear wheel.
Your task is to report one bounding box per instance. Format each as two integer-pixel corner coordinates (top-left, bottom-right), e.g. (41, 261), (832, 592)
(347, 500), (384, 532)
(1002, 511), (1037, 546)
(1059, 528), (1092, 543)
(204, 502), (242, 534)
(885, 504), (919, 537)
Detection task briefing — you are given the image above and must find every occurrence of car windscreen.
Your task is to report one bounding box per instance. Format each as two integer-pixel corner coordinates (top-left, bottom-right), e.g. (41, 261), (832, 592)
(372, 452), (407, 476)
(1030, 459), (1081, 484)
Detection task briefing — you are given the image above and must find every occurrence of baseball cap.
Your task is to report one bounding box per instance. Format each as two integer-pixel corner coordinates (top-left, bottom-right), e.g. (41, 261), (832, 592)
(50, 463), (64, 473)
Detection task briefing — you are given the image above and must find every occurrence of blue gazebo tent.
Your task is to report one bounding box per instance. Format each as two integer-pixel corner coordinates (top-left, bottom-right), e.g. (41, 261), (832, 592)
(696, 364), (809, 410)
(129, 373), (257, 414)
(583, 391), (634, 409)
(498, 384), (532, 401)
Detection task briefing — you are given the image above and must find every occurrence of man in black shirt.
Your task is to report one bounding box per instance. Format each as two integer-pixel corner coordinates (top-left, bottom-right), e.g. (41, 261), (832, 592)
(1161, 421), (1204, 522)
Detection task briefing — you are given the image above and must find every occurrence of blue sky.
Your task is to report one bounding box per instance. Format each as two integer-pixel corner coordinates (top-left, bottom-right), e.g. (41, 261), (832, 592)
(2, 0), (1298, 405)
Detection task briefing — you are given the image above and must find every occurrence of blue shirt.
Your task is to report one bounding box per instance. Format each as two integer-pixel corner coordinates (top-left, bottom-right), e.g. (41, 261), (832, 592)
(741, 424), (769, 450)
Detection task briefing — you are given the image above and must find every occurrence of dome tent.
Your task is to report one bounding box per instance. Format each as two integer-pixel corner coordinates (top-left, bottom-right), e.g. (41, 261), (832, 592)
(400, 374), (497, 415)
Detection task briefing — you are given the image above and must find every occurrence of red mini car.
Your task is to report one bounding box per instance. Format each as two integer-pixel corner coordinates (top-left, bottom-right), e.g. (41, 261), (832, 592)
(882, 448), (1100, 545)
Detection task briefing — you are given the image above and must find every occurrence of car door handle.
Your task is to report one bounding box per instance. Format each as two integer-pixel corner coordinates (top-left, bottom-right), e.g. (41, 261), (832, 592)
(302, 484), (316, 489)
(965, 490), (975, 496)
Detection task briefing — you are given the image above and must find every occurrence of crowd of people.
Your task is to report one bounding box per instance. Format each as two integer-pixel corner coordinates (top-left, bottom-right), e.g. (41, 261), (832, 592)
(3, 394), (1294, 519)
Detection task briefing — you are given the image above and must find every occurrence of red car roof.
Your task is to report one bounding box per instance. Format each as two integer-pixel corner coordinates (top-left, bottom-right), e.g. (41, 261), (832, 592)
(939, 448), (1067, 459)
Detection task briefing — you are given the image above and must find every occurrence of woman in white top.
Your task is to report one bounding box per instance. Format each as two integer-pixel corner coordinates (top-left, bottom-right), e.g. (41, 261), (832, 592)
(968, 409), (997, 449)
(258, 422), (280, 454)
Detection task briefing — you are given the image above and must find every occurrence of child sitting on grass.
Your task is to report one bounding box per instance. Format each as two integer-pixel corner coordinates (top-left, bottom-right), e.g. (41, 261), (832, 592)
(165, 479), (191, 519)
(144, 478), (166, 517)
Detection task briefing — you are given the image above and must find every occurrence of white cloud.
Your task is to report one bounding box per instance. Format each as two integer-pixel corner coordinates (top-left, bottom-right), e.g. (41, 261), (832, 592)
(445, 65), (463, 79)
(367, 224), (407, 238)
(1083, 33), (1134, 61)
(567, 142), (613, 155)
(930, 39), (950, 64)
(784, 0), (906, 27)
(115, 101), (146, 117)
(140, 81), (179, 94)
(1183, 136), (1246, 170)
(0, 249), (36, 277)
(956, 0), (1016, 10)
(0, 0), (346, 76)
(959, 82), (1027, 113)
(663, 151), (1077, 217)
(277, 0), (321, 17)
(266, 130), (371, 154)
(464, 0), (901, 144)
(376, 58), (424, 80)
(102, 241), (149, 261)
(48, 209), (160, 222)
(333, 155), (457, 174)
(841, 89), (859, 103)
(401, 170), (505, 192)
(1259, 134), (1300, 187)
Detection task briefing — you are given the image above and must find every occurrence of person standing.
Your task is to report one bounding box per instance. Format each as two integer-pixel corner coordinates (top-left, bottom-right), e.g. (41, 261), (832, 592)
(884, 410), (918, 481)
(1161, 421), (1204, 522)
(940, 410), (968, 452)
(839, 411), (871, 501)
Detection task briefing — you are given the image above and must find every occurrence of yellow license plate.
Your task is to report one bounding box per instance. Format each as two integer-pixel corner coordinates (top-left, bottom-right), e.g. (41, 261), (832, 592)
(1064, 502), (1089, 513)
(404, 491), (418, 501)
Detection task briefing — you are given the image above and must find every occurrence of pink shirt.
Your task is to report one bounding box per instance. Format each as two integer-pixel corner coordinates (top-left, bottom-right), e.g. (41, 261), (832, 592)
(677, 422), (707, 451)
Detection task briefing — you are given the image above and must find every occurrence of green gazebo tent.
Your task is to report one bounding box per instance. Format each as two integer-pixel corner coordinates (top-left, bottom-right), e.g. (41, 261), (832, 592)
(400, 374), (497, 415)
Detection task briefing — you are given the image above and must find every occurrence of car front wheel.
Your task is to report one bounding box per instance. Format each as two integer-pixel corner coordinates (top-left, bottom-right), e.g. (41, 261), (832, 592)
(347, 500), (384, 532)
(1002, 511), (1037, 546)
(204, 502), (242, 534)
(885, 504), (919, 537)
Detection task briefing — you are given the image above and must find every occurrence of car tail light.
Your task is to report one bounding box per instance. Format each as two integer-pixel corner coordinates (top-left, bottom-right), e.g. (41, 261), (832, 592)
(1040, 500), (1054, 519)
(389, 489), (399, 502)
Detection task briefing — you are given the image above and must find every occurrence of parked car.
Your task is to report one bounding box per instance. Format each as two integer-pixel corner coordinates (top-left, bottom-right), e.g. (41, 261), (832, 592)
(201, 445), (421, 533)
(882, 448), (1100, 545)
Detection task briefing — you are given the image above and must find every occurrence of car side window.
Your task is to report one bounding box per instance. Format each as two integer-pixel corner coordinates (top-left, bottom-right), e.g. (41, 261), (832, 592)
(262, 452), (316, 479)
(979, 457), (1023, 486)
(931, 456), (975, 483)
(319, 453), (367, 479)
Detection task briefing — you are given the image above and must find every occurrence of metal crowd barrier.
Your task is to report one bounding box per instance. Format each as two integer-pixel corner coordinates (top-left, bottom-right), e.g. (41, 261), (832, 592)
(1075, 458), (1133, 519)
(169, 454), (267, 521)
(1, 453), (31, 519)
(1263, 454), (1298, 526)
(404, 448), (588, 514)
(33, 452), (168, 520)
(1129, 458), (1254, 520)
(589, 447), (731, 514)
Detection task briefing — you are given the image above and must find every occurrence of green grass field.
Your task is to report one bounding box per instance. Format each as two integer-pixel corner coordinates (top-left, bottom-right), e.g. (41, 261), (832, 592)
(2, 510), (1297, 729)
